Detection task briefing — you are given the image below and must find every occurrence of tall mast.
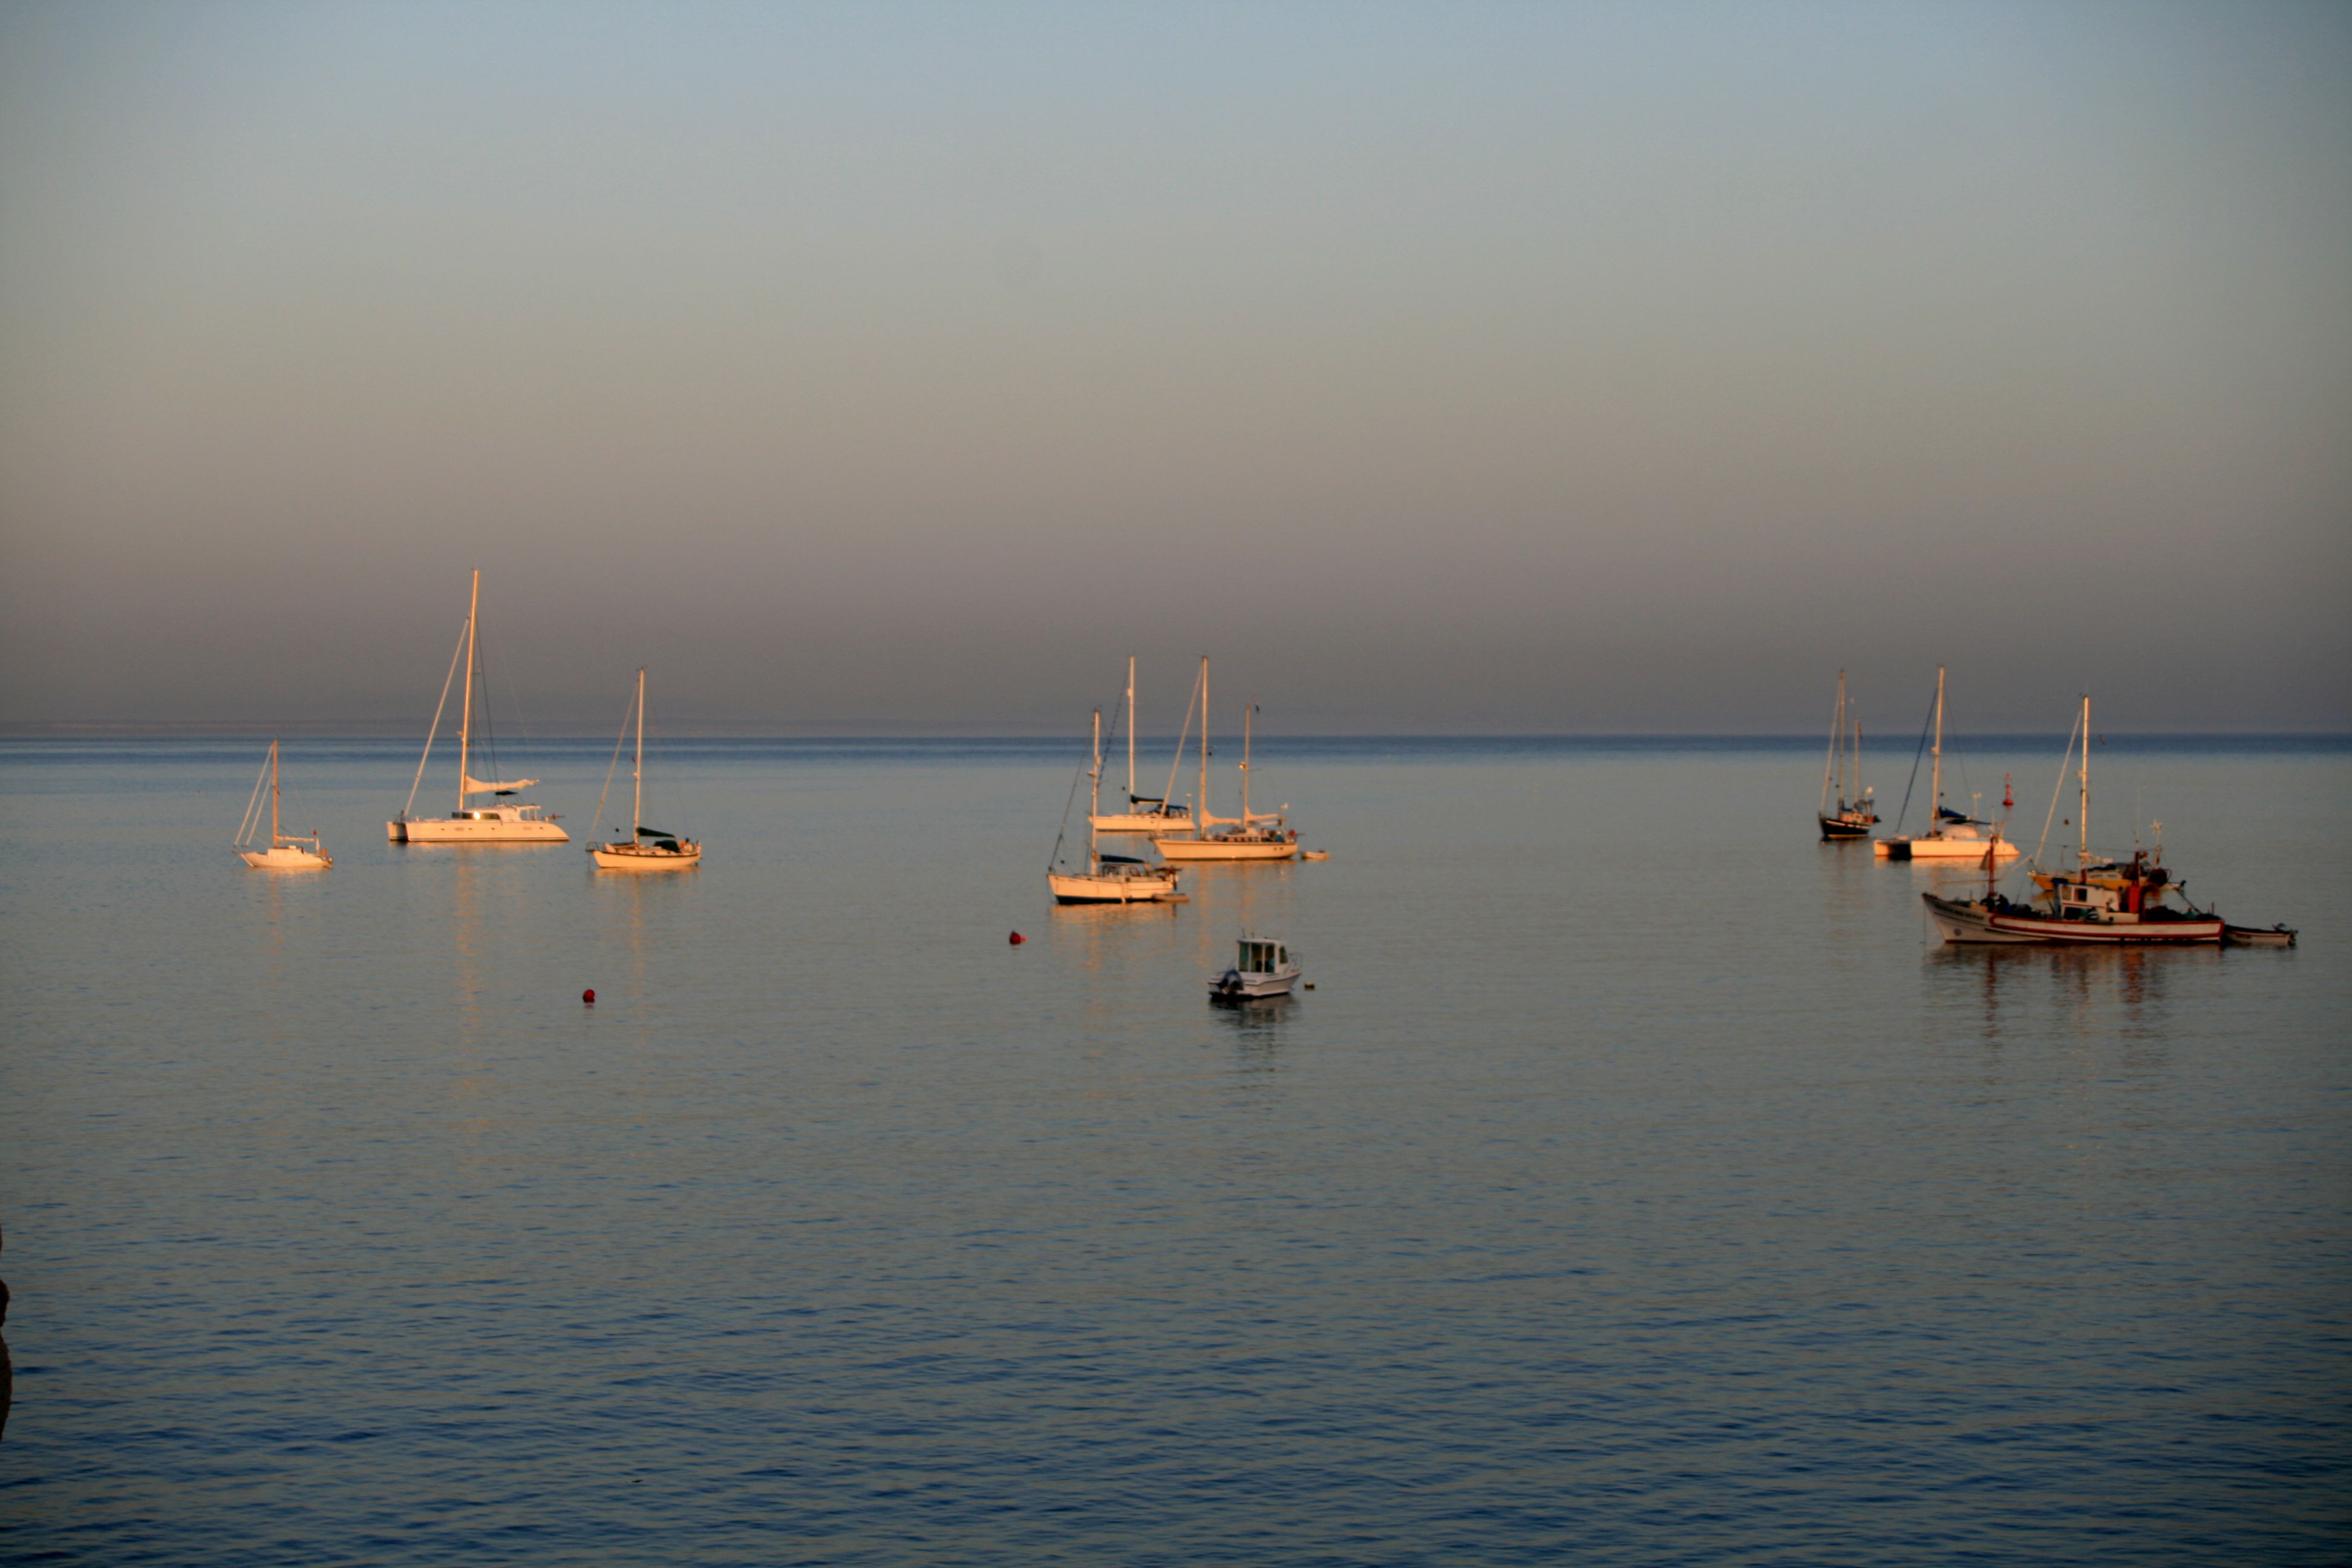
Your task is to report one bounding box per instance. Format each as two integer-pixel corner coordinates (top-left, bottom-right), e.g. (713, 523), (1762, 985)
(1822, 671), (1843, 812)
(2079, 693), (2091, 866)
(1930, 664), (1945, 829)
(1125, 655), (1137, 803)
(270, 738), (281, 844)
(1198, 655), (1210, 828)
(456, 568), (479, 811)
(1241, 704), (1253, 825)
(1090, 706), (1102, 820)
(632, 667), (645, 835)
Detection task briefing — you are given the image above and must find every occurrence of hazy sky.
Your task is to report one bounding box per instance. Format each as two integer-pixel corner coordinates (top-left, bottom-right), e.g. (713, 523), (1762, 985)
(2, 1), (2345, 733)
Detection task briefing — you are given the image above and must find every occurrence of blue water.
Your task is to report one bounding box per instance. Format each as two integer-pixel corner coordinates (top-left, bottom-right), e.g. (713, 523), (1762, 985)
(2, 737), (2346, 1564)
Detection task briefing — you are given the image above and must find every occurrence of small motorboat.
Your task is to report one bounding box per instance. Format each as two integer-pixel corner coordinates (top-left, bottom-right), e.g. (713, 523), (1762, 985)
(2224, 923), (2298, 947)
(1210, 935), (1301, 999)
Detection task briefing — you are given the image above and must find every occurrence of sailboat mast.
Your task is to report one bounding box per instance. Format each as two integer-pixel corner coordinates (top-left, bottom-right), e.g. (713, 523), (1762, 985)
(1822, 671), (1843, 812)
(1241, 704), (1253, 824)
(457, 569), (479, 811)
(632, 668), (645, 834)
(270, 738), (281, 844)
(1125, 656), (1137, 804)
(2079, 694), (2091, 866)
(1198, 656), (1210, 828)
(1930, 665), (1945, 827)
(1090, 707), (1102, 818)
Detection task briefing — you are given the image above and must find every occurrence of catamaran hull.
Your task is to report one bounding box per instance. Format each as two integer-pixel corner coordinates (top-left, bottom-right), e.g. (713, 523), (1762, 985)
(1877, 835), (2019, 861)
(393, 818), (569, 843)
(1050, 872), (1181, 903)
(1153, 837), (1299, 862)
(1923, 893), (2224, 945)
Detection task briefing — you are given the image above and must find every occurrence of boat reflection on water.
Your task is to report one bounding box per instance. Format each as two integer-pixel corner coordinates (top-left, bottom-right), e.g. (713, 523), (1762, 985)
(1929, 939), (2216, 1046)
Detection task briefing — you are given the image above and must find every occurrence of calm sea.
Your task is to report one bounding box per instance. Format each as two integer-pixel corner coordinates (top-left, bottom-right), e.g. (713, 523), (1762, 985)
(2, 736), (2346, 1565)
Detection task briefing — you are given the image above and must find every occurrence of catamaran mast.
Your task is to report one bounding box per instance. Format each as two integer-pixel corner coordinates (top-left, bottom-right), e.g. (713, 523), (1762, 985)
(632, 668), (645, 835)
(456, 568), (479, 812)
(1090, 707), (1102, 821)
(1125, 656), (1137, 805)
(1930, 665), (1945, 829)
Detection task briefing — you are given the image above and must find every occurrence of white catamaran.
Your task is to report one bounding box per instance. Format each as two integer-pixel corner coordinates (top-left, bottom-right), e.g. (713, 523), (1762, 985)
(1874, 665), (2016, 862)
(1152, 659), (1300, 863)
(590, 668), (702, 871)
(1050, 706), (1183, 903)
(235, 739), (331, 869)
(388, 570), (567, 843)
(1088, 656), (1196, 834)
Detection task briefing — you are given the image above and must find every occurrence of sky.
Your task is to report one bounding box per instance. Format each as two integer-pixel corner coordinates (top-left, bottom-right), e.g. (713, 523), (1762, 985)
(1, 1), (2346, 734)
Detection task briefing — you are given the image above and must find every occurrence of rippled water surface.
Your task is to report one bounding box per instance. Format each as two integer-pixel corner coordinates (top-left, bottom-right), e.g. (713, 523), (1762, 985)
(2, 736), (2347, 1564)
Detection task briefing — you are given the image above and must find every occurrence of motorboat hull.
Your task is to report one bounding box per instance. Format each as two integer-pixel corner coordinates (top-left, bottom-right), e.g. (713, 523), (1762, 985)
(1209, 969), (1299, 998)
(1923, 892), (2224, 945)
(1153, 834), (1299, 862)
(1049, 869), (1181, 903)
(593, 842), (701, 871)
(1877, 833), (2019, 861)
(393, 815), (569, 843)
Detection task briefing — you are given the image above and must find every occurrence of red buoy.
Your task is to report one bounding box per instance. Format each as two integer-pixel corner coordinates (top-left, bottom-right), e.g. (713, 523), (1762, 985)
(1008, 932), (1026, 945)
(582, 988), (596, 1004)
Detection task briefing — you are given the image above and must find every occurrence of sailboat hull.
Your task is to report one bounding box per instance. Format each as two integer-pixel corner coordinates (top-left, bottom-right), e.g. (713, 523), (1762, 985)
(1089, 810), (1194, 834)
(1152, 834), (1298, 862)
(238, 846), (331, 870)
(1049, 869), (1181, 903)
(593, 841), (701, 870)
(1818, 812), (1876, 840)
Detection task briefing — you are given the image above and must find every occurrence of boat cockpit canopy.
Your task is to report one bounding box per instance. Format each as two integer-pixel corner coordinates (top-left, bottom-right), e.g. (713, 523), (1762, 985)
(1236, 939), (1290, 972)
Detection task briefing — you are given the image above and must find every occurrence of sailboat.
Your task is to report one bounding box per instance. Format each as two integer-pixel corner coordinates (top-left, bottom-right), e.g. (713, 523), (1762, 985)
(1049, 707), (1183, 903)
(590, 668), (702, 871)
(1817, 670), (1877, 840)
(388, 570), (567, 843)
(1873, 666), (2017, 862)
(235, 739), (331, 869)
(1922, 696), (2232, 943)
(1088, 656), (1196, 834)
(1152, 661), (1299, 862)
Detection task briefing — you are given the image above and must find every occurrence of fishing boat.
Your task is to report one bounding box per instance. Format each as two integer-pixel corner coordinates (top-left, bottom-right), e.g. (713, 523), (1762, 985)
(1817, 670), (1877, 840)
(1088, 656), (1196, 834)
(1921, 695), (2286, 945)
(388, 571), (567, 843)
(1153, 662), (1299, 863)
(1209, 934), (1302, 999)
(1049, 707), (1183, 903)
(1874, 666), (2016, 861)
(590, 668), (701, 871)
(235, 740), (331, 869)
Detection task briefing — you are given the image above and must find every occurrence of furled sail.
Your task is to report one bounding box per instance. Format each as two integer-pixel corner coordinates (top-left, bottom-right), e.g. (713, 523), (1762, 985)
(462, 774), (538, 795)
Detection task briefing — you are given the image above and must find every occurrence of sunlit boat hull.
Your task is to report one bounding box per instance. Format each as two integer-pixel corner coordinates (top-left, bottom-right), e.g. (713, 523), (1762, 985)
(1922, 892), (2224, 945)
(238, 846), (331, 870)
(1089, 809), (1194, 834)
(1877, 832), (2018, 861)
(593, 841), (701, 871)
(1152, 834), (1298, 861)
(393, 814), (569, 843)
(1049, 869), (1181, 903)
